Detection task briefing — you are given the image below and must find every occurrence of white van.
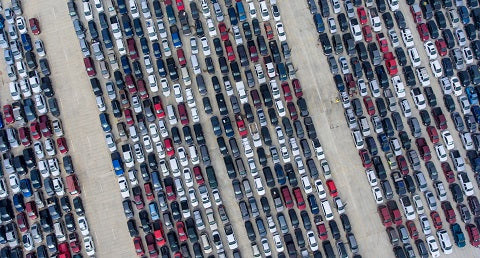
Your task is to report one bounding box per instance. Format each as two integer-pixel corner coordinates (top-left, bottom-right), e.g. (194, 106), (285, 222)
(190, 54), (201, 75)
(321, 200), (334, 221)
(174, 177), (185, 197)
(170, 157), (180, 177)
(115, 38), (126, 55)
(128, 125), (139, 142)
(359, 117), (371, 136)
(181, 66), (191, 86)
(54, 222), (66, 242)
(166, 105), (177, 125)
(189, 145), (199, 165)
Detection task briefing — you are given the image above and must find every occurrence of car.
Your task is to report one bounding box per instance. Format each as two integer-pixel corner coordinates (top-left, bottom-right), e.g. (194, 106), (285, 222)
(417, 23), (429, 41)
(466, 223), (480, 247)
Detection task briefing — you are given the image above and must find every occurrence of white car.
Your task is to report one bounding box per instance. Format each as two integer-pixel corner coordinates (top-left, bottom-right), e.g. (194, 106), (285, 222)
(434, 144), (447, 162)
(160, 78), (170, 96)
(463, 47), (474, 64)
(272, 233), (284, 252)
(366, 169), (378, 186)
(426, 235), (440, 257)
(451, 76), (462, 96)
(410, 87), (426, 110)
(307, 230), (319, 251)
(275, 100), (286, 117)
(401, 29), (414, 48)
(83, 2), (94, 21)
(349, 18), (363, 42)
(391, 76), (405, 98)
(83, 236), (96, 256)
(327, 17), (337, 33)
(200, 37), (211, 56)
(248, 2), (257, 18)
(424, 41), (437, 60)
(408, 47), (421, 67)
(357, 78), (368, 96)
(331, 0), (341, 13)
(142, 135), (153, 153)
(400, 99), (412, 117)
(260, 1), (270, 21)
(118, 176), (130, 198)
(441, 130), (455, 150)
(129, 0), (140, 18)
(44, 138), (56, 156)
(162, 39), (171, 57)
(78, 216), (90, 236)
(419, 214), (432, 235)
(173, 84), (183, 103)
(314, 179), (327, 199)
(439, 77), (452, 95)
(459, 95), (471, 114)
(456, 28), (467, 47)
(15, 16), (27, 34)
(155, 142), (165, 159)
(52, 177), (65, 196)
(9, 174), (20, 194)
(157, 20), (167, 39)
(430, 60), (443, 78)
(254, 177), (265, 196)
(189, 188), (199, 207)
(261, 238), (272, 256)
(276, 22), (287, 42)
(178, 147), (189, 167)
(372, 186), (384, 204)
(436, 230), (453, 254)
(388, 29), (399, 47)
(368, 7), (382, 32)
(206, 18), (217, 37)
(105, 133), (117, 152)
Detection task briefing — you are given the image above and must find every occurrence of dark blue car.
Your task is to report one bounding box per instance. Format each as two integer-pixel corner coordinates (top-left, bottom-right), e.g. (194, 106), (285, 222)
(20, 179), (32, 198)
(101, 28), (113, 49)
(377, 133), (390, 152)
(307, 194), (319, 214)
(274, 163), (286, 185)
(120, 55), (132, 75)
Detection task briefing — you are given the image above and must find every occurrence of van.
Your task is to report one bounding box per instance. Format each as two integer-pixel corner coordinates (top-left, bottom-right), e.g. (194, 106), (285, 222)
(359, 116), (371, 136)
(190, 54), (200, 74)
(235, 158), (246, 177)
(65, 175), (81, 196)
(166, 105), (177, 125)
(151, 171), (162, 192)
(128, 125), (139, 142)
(181, 66), (191, 86)
(54, 222), (66, 242)
(332, 34), (343, 54)
(381, 180), (394, 199)
(321, 199), (334, 221)
(414, 171), (427, 191)
(205, 166), (218, 189)
(169, 158), (180, 177)
(236, 2), (247, 21)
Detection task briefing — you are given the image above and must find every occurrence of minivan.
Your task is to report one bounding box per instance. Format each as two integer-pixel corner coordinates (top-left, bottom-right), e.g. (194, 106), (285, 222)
(321, 199), (334, 221)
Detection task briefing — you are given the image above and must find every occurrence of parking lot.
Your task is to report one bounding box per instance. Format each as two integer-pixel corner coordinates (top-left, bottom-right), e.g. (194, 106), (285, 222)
(2, 0), (480, 257)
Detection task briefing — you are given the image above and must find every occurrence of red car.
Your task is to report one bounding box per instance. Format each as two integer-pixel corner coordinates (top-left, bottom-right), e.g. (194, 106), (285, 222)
(378, 204), (392, 227)
(292, 79), (303, 98)
(235, 114), (248, 137)
(219, 22), (228, 41)
(137, 79), (149, 99)
(406, 220), (419, 240)
(133, 186), (145, 210)
(387, 201), (402, 226)
(362, 25), (373, 42)
(3, 105), (14, 124)
(145, 233), (158, 257)
(17, 212), (28, 233)
(125, 75), (137, 94)
(432, 107), (447, 130)
(193, 166), (205, 185)
(441, 162), (455, 184)
(165, 138), (175, 157)
(29, 18), (41, 35)
(281, 82), (293, 102)
(165, 180), (176, 201)
(176, 0), (185, 11)
(326, 180), (338, 197)
(466, 224), (480, 247)
(83, 57), (96, 77)
(39, 115), (52, 138)
(250, 89), (262, 108)
(249, 44), (259, 62)
(385, 58), (398, 75)
(430, 211), (443, 229)
(376, 33), (389, 53)
(316, 220), (328, 240)
(441, 201), (456, 224)
(153, 96), (165, 119)
(18, 127), (32, 147)
(133, 236), (145, 256)
(225, 41), (236, 62)
(177, 103), (189, 126)
(144, 182), (154, 201)
(287, 102), (298, 120)
(293, 187), (306, 210)
(264, 22), (274, 40)
(58, 242), (70, 257)
(415, 138), (431, 161)
(281, 186), (294, 209)
(25, 201), (37, 220)
(359, 149), (372, 168)
(357, 7), (368, 25)
(396, 155), (409, 175)
(69, 232), (81, 253)
(176, 48), (186, 67)
(435, 39), (447, 56)
(127, 38), (139, 60)
(124, 109), (134, 126)
(417, 23), (430, 41)
(363, 96), (375, 116)
(153, 220), (167, 247)
(176, 221), (188, 242)
(30, 122), (41, 140)
(426, 126), (439, 143)
(56, 137), (69, 154)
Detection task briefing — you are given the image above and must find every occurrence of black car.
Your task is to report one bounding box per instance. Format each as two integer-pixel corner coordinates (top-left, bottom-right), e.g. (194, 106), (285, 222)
(472, 41), (480, 60)
(356, 42), (368, 61)
(391, 111), (403, 131)
(442, 29), (455, 48)
(338, 13), (348, 32)
(202, 97), (212, 114)
(363, 61), (374, 80)
(376, 98), (387, 117)
(350, 57), (362, 78)
(252, 18), (261, 35)
(450, 183), (464, 203)
(375, 65), (389, 88)
(459, 70), (471, 87)
(465, 23), (477, 40)
(434, 11), (447, 29)
(419, 109), (431, 126)
(242, 22), (252, 40)
(213, 38), (223, 56)
(318, 33), (332, 56)
(382, 12), (394, 29)
(257, 36), (268, 56)
(394, 10), (406, 29)
(395, 47), (407, 66)
(442, 57), (454, 77)
(269, 40), (281, 64)
(424, 87), (437, 107)
(427, 20), (439, 39)
(244, 103), (254, 123)
(403, 66), (416, 86)
(444, 95), (456, 112)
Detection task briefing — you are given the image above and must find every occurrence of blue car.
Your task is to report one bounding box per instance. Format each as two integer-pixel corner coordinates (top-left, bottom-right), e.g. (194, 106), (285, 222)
(101, 29), (113, 49)
(228, 7), (238, 26)
(152, 42), (162, 59)
(140, 37), (150, 55)
(99, 113), (112, 133)
(13, 193), (25, 212)
(466, 86), (479, 105)
(165, 4), (176, 25)
(170, 25), (182, 48)
(120, 55), (132, 75)
(458, 6), (470, 24)
(122, 15), (133, 38)
(236, 2), (247, 22)
(471, 105), (480, 123)
(21, 34), (32, 52)
(117, 0), (127, 14)
(156, 59), (167, 77)
(377, 133), (391, 152)
(277, 63), (287, 81)
(314, 13), (325, 33)
(307, 194), (319, 214)
(149, 202), (160, 221)
(20, 179), (32, 198)
(274, 164), (286, 185)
